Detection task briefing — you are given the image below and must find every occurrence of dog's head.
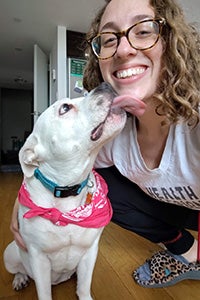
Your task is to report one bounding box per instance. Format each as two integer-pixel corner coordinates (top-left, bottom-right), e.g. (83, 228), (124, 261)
(19, 82), (126, 178)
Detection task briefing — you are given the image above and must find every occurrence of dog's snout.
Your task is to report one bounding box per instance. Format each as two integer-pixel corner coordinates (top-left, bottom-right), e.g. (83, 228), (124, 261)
(93, 82), (118, 97)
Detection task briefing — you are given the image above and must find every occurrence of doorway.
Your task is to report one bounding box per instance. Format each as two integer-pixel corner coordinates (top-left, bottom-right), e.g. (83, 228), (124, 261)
(0, 88), (33, 172)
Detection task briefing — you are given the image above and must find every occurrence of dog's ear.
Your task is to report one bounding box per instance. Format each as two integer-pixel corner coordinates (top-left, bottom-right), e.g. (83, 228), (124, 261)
(19, 134), (41, 178)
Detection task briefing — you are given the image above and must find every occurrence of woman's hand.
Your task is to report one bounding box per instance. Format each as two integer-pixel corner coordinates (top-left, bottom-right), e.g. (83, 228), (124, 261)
(10, 197), (27, 251)
(113, 95), (146, 117)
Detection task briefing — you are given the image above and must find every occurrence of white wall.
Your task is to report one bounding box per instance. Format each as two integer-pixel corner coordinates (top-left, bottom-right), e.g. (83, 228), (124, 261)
(49, 26), (67, 104)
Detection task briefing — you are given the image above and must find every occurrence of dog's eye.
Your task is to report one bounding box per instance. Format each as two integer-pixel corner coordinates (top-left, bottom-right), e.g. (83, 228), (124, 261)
(59, 104), (73, 115)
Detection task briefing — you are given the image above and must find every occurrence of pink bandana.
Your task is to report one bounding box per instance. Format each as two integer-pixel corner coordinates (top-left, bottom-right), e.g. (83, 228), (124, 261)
(18, 170), (113, 228)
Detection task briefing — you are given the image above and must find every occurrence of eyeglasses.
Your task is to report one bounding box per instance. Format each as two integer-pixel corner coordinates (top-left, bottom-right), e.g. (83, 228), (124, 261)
(88, 18), (166, 60)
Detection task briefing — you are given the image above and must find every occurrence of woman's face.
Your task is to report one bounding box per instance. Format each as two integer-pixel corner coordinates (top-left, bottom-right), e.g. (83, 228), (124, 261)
(98, 0), (164, 102)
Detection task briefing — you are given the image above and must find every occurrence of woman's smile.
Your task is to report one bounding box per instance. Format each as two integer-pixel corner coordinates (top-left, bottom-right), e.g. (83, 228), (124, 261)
(115, 66), (146, 79)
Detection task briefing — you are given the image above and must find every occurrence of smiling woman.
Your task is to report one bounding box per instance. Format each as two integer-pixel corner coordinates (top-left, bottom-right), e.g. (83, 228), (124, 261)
(5, 0), (200, 294)
(83, 0), (200, 290)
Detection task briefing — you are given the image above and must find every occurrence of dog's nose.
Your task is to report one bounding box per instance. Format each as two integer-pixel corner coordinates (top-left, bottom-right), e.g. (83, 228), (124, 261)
(93, 82), (118, 97)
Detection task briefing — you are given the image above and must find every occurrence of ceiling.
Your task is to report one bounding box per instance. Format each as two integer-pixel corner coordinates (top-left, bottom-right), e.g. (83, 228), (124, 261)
(0, 0), (199, 90)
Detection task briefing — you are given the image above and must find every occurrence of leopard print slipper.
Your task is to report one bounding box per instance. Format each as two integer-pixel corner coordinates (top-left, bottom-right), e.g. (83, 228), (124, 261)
(133, 250), (200, 288)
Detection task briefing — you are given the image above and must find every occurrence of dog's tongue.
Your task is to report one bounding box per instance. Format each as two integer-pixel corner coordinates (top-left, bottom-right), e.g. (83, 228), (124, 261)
(113, 95), (146, 117)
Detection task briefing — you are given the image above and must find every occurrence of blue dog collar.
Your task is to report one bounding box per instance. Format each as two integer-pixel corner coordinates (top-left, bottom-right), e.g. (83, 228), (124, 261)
(34, 168), (89, 198)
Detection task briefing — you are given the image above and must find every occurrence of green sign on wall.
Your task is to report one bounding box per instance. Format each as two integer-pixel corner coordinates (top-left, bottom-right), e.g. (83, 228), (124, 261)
(70, 59), (86, 76)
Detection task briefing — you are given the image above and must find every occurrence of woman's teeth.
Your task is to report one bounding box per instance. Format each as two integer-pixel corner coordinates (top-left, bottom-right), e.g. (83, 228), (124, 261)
(116, 67), (145, 79)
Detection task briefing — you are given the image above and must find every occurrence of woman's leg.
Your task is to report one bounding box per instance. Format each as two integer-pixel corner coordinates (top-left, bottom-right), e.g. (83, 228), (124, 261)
(96, 166), (200, 287)
(97, 166), (198, 247)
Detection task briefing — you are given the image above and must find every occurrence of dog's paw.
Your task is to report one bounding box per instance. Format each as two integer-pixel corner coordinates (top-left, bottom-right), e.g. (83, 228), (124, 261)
(12, 272), (30, 291)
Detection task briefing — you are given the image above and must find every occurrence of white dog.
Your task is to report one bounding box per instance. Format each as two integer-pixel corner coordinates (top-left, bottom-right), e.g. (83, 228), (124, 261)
(3, 82), (126, 300)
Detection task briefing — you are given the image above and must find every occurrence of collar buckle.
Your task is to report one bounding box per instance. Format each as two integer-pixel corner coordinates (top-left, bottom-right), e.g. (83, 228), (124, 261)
(54, 184), (80, 198)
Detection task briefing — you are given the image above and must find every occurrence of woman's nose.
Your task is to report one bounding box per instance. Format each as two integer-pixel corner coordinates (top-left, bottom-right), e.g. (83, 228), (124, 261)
(115, 36), (138, 58)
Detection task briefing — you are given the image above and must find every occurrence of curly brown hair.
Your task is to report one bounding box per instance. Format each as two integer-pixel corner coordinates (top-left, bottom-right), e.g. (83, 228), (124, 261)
(83, 0), (200, 125)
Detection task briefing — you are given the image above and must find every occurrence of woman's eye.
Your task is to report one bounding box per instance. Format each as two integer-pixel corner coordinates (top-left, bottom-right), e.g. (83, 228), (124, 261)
(137, 30), (152, 36)
(59, 103), (73, 115)
(102, 35), (117, 47)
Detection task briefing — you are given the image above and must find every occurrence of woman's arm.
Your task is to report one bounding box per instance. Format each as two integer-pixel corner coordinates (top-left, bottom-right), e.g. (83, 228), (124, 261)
(10, 197), (27, 251)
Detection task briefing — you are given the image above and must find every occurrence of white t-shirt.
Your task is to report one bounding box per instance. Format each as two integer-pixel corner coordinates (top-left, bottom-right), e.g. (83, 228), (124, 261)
(95, 116), (200, 210)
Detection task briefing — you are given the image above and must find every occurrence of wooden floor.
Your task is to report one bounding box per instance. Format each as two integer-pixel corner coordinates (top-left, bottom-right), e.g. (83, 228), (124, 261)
(0, 172), (199, 300)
